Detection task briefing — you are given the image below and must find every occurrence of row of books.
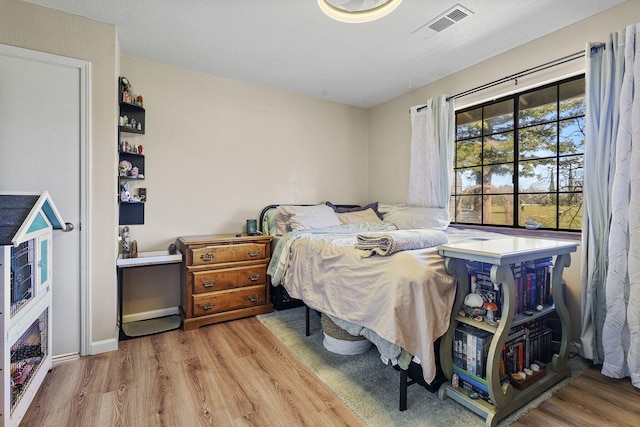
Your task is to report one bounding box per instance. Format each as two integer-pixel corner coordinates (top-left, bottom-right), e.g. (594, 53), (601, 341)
(452, 323), (508, 403)
(503, 319), (553, 376)
(453, 319), (554, 403)
(453, 365), (507, 405)
(453, 322), (539, 379)
(516, 257), (554, 314)
(454, 323), (492, 378)
(467, 256), (554, 318)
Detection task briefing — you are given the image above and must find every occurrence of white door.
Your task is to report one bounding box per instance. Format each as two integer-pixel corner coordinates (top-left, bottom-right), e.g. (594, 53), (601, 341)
(0, 45), (89, 357)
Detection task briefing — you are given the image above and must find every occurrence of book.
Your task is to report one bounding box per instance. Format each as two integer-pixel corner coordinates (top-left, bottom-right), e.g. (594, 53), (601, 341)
(456, 324), (492, 378)
(512, 263), (523, 314)
(454, 365), (509, 404)
(454, 365), (490, 393)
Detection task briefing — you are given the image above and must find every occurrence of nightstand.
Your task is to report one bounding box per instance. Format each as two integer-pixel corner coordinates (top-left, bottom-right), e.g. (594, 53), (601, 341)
(176, 233), (273, 330)
(437, 236), (577, 427)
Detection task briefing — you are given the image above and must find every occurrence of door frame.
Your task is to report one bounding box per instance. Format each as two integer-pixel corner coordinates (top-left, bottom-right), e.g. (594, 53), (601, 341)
(0, 44), (92, 356)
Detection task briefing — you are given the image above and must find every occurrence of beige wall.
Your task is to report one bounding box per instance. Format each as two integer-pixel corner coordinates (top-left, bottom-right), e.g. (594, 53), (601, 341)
(0, 0), (119, 352)
(119, 57), (369, 317)
(368, 0), (640, 345)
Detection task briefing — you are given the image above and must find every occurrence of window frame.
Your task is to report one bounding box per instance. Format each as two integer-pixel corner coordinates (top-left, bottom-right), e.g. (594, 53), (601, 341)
(450, 74), (585, 232)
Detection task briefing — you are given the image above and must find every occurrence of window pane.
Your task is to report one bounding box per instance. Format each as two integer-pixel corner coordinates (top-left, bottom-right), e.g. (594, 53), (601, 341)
(559, 192), (582, 230)
(484, 195), (514, 226)
(483, 164), (513, 194)
(519, 159), (557, 193)
(457, 167), (482, 193)
(559, 155), (583, 192)
(559, 117), (584, 155)
(484, 99), (514, 133)
(484, 132), (514, 163)
(519, 86), (557, 126)
(457, 107), (482, 139)
(455, 195), (482, 223)
(519, 124), (557, 159)
(518, 194), (557, 228)
(559, 77), (585, 119)
(452, 75), (584, 231)
(456, 138), (481, 167)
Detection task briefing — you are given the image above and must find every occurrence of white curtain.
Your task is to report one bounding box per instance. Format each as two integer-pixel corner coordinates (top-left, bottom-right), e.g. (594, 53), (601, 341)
(582, 23), (640, 388)
(407, 95), (455, 208)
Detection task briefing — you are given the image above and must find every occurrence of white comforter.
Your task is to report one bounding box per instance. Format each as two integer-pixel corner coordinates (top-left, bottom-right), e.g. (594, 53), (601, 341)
(268, 224), (502, 384)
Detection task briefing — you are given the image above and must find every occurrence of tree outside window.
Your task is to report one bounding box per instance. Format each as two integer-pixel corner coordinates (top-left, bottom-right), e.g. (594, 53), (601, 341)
(451, 75), (584, 231)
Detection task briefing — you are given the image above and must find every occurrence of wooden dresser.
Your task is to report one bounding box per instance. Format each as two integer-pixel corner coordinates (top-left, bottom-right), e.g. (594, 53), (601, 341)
(176, 233), (273, 331)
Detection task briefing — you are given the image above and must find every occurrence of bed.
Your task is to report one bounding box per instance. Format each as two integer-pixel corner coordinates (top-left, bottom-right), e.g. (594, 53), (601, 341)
(259, 202), (503, 409)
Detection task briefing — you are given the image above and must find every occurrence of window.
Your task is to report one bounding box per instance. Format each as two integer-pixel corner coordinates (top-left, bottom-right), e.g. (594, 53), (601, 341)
(451, 75), (584, 231)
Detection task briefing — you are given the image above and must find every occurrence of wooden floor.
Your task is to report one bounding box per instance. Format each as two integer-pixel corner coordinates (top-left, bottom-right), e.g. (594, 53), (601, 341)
(21, 316), (640, 427)
(21, 317), (365, 427)
(513, 363), (640, 427)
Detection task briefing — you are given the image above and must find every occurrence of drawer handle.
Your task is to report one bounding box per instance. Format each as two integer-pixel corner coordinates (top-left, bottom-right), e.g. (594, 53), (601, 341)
(200, 302), (215, 310)
(248, 250), (260, 257)
(248, 274), (260, 281)
(203, 280), (216, 288)
(200, 253), (215, 261)
(248, 294), (260, 303)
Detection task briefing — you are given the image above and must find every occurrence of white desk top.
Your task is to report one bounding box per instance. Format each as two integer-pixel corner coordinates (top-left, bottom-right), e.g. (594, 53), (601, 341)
(438, 236), (578, 265)
(116, 250), (182, 268)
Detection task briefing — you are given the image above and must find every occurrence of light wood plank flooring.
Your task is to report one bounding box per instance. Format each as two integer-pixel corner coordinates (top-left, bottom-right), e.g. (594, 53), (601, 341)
(513, 363), (640, 427)
(21, 316), (640, 426)
(21, 317), (365, 427)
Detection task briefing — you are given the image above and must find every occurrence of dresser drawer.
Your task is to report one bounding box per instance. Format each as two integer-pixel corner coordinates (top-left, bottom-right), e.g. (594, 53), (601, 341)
(192, 264), (267, 294)
(190, 242), (268, 266)
(192, 285), (266, 317)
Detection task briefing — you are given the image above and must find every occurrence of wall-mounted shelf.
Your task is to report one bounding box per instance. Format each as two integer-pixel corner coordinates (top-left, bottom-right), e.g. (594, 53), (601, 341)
(118, 77), (146, 225)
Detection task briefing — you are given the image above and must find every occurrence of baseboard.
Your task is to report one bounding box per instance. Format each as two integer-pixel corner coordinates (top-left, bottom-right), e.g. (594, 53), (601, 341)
(123, 306), (179, 324)
(91, 334), (119, 355)
(52, 352), (80, 366)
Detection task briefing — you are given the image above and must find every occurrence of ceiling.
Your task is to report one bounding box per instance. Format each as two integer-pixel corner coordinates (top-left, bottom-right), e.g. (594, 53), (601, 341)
(26, 0), (626, 108)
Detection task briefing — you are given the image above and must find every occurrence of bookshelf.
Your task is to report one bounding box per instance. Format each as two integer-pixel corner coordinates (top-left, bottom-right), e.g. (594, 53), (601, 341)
(437, 236), (578, 427)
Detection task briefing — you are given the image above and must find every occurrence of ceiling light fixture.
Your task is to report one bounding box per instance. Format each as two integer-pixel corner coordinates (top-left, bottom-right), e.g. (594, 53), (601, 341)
(318, 0), (403, 23)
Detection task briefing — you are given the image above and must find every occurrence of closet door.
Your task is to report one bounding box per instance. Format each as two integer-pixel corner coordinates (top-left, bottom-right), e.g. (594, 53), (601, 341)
(0, 44), (88, 357)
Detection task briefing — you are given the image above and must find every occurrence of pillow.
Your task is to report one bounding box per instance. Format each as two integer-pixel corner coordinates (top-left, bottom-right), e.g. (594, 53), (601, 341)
(276, 204), (341, 231)
(378, 204), (451, 230)
(272, 209), (290, 235)
(262, 208), (284, 236)
(325, 201), (384, 220)
(336, 208), (383, 225)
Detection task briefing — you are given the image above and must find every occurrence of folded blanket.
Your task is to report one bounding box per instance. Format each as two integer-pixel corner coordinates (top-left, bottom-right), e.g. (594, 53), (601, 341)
(355, 229), (448, 257)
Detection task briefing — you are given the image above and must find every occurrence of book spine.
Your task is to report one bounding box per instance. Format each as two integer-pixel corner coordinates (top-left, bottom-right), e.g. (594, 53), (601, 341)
(453, 366), (489, 392)
(467, 330), (477, 376)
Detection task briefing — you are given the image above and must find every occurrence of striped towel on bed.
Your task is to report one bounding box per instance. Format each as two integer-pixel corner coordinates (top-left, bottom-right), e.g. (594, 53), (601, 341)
(355, 229), (448, 257)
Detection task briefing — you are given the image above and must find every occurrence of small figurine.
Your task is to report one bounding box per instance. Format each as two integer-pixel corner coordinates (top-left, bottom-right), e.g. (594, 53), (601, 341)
(120, 181), (131, 202)
(484, 301), (499, 326)
(121, 77), (132, 102)
(130, 240), (138, 258)
(463, 293), (485, 319)
(525, 217), (542, 229)
(122, 226), (131, 258)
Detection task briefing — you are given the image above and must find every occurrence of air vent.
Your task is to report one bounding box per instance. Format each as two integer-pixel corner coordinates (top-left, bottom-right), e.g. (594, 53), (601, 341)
(412, 3), (474, 39)
(429, 17), (455, 32)
(446, 7), (469, 22)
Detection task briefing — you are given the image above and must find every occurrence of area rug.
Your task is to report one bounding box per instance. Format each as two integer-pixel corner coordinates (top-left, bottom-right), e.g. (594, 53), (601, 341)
(257, 306), (588, 427)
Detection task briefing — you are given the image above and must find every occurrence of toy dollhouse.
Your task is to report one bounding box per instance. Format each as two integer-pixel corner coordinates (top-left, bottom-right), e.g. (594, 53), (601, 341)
(0, 191), (67, 426)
